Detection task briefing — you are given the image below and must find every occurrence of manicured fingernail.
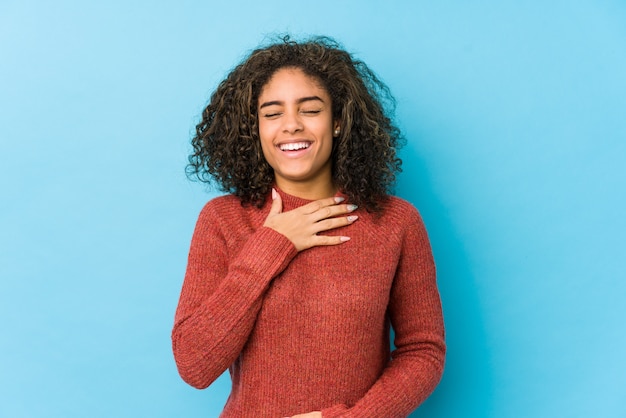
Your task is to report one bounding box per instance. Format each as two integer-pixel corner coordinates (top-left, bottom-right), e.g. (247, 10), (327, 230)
(334, 197), (345, 203)
(347, 204), (358, 211)
(347, 215), (358, 222)
(272, 188), (277, 200)
(340, 236), (351, 242)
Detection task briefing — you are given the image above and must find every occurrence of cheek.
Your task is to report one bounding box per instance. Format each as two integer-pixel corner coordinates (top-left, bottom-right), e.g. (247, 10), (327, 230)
(316, 116), (334, 136)
(258, 117), (279, 139)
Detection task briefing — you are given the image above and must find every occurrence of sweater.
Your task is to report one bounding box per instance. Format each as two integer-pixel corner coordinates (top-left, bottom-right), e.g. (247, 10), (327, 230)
(172, 189), (445, 417)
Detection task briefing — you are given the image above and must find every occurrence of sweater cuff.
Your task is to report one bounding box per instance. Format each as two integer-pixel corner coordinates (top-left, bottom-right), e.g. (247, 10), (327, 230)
(243, 226), (297, 276)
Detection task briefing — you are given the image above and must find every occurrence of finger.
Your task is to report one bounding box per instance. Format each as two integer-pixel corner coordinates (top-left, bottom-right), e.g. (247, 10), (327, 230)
(268, 188), (283, 216)
(312, 234), (351, 247)
(313, 215), (358, 233)
(300, 196), (345, 215)
(310, 203), (358, 223)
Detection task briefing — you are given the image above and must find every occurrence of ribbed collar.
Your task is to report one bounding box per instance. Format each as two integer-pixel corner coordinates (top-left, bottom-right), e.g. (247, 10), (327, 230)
(272, 187), (348, 212)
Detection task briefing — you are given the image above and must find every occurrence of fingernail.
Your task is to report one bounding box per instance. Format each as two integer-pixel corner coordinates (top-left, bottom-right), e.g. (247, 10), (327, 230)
(340, 236), (351, 242)
(347, 204), (358, 211)
(272, 188), (277, 200)
(334, 197), (345, 203)
(347, 215), (358, 222)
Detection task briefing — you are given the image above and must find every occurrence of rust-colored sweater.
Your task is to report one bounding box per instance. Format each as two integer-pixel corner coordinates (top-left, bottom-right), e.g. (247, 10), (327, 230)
(172, 189), (445, 417)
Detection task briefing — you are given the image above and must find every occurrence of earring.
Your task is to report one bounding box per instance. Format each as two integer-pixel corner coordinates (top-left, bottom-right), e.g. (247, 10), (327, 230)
(334, 129), (340, 137)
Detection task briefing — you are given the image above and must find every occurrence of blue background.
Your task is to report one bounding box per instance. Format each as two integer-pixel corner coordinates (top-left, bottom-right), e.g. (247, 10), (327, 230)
(1, 1), (625, 417)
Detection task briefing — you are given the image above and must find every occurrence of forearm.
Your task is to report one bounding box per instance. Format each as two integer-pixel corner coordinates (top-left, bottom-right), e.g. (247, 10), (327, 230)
(172, 269), (270, 388)
(320, 334), (445, 418)
(322, 214), (445, 417)
(172, 225), (297, 388)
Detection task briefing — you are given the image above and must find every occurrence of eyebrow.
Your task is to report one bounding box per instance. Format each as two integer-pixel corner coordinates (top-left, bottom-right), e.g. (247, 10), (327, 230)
(259, 95), (325, 109)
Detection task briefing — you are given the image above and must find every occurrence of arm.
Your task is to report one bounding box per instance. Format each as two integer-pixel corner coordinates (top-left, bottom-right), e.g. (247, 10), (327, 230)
(322, 212), (446, 417)
(172, 193), (358, 389)
(172, 202), (297, 389)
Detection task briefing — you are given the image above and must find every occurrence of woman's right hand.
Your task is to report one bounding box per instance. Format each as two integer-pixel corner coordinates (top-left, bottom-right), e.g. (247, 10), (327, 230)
(263, 189), (359, 252)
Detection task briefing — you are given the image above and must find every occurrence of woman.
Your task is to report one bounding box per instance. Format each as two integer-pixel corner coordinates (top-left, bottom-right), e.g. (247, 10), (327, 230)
(172, 36), (445, 418)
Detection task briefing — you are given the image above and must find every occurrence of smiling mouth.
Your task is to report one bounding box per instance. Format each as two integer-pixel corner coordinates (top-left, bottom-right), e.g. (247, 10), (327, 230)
(278, 141), (311, 151)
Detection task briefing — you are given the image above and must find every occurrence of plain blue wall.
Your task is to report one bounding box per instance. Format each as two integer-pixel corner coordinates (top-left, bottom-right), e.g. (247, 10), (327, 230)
(1, 1), (625, 417)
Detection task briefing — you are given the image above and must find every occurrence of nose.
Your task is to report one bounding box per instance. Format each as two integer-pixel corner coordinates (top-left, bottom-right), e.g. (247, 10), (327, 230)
(282, 110), (303, 134)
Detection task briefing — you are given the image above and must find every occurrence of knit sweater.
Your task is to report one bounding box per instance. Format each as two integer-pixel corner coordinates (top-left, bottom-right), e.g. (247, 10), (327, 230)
(172, 189), (445, 417)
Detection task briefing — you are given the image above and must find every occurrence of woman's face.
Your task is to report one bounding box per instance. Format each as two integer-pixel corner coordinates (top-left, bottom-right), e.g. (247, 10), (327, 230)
(257, 67), (339, 192)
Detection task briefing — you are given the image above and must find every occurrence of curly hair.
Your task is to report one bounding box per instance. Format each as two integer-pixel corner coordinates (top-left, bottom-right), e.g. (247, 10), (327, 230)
(187, 35), (403, 212)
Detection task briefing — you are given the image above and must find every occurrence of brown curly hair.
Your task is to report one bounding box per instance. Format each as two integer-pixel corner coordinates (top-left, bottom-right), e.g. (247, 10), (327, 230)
(187, 35), (403, 212)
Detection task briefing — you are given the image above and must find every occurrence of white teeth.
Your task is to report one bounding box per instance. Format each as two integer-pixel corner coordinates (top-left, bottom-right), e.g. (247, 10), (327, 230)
(279, 142), (310, 151)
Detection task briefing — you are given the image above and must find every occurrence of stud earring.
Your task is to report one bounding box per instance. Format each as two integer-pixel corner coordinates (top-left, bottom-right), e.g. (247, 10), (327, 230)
(334, 129), (340, 137)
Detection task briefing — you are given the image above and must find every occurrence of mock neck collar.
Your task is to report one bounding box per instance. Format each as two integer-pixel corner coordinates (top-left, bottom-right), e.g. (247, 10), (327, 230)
(270, 187), (347, 212)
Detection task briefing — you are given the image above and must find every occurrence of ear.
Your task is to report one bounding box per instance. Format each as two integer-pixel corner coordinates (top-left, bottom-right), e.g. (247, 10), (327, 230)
(333, 120), (341, 137)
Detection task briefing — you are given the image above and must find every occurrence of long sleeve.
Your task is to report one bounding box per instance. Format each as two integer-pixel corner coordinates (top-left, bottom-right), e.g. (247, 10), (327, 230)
(321, 210), (445, 417)
(171, 201), (298, 389)
(172, 193), (444, 417)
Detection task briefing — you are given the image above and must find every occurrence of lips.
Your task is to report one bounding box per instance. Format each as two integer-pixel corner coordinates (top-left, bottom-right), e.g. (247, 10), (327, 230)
(278, 141), (311, 151)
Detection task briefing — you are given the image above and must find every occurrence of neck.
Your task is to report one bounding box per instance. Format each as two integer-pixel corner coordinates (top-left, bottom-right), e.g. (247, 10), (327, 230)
(275, 177), (337, 201)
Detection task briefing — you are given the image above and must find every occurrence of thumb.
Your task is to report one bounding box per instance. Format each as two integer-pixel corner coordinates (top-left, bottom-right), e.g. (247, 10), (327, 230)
(268, 188), (283, 216)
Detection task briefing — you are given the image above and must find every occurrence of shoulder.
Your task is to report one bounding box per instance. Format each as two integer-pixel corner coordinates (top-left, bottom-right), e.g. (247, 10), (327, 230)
(195, 193), (267, 231)
(379, 195), (424, 226)
(199, 194), (243, 217)
(381, 197), (434, 257)
(355, 196), (431, 256)
(379, 196), (432, 244)
(192, 194), (243, 227)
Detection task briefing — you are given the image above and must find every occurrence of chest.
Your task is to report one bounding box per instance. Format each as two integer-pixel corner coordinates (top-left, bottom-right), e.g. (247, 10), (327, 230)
(262, 221), (403, 328)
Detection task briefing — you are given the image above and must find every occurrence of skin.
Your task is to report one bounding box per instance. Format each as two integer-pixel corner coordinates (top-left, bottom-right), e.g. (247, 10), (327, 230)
(288, 412), (322, 418)
(257, 67), (338, 200)
(260, 67), (359, 253)
(259, 69), (358, 416)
